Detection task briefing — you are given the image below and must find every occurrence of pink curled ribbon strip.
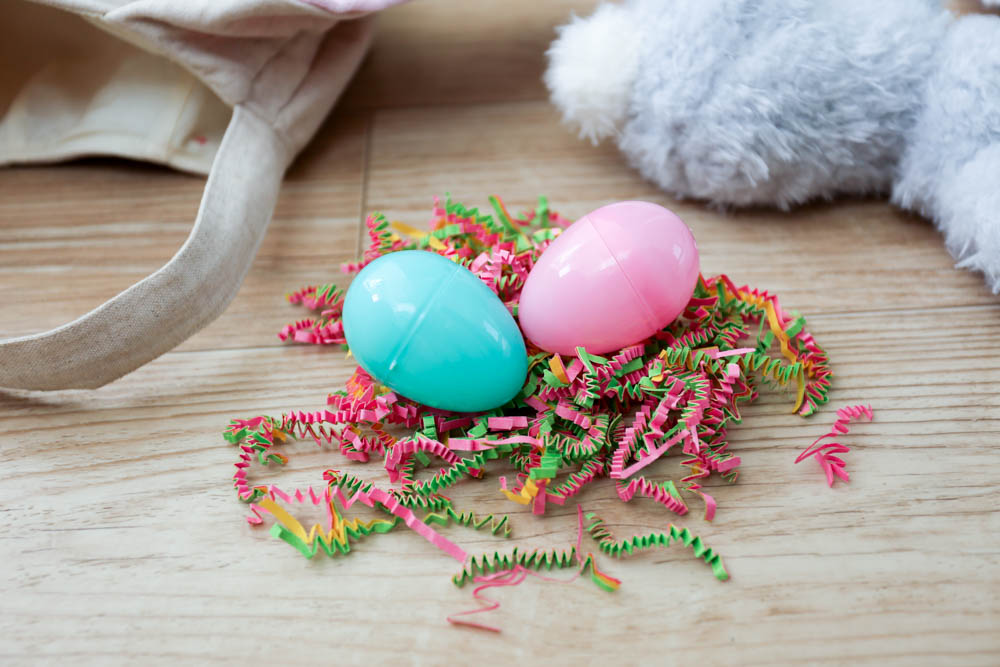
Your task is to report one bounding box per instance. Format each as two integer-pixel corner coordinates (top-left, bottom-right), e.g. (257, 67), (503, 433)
(795, 404), (873, 487)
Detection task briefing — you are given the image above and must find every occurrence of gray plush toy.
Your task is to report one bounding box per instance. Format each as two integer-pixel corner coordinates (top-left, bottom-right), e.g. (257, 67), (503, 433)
(545, 0), (1000, 291)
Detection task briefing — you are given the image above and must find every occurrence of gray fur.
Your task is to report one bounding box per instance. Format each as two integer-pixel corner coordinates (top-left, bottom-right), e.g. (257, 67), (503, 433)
(547, 0), (1000, 291)
(620, 0), (949, 209)
(893, 15), (1000, 291)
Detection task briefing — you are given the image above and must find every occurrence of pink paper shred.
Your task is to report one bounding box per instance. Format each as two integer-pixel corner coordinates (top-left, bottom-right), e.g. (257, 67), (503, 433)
(795, 404), (874, 486)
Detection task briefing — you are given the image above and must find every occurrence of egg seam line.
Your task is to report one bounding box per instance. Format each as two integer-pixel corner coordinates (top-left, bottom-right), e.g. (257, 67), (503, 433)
(586, 219), (662, 333)
(386, 260), (464, 377)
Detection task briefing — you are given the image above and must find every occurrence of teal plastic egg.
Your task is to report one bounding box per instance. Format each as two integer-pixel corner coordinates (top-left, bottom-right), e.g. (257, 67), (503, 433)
(342, 250), (528, 412)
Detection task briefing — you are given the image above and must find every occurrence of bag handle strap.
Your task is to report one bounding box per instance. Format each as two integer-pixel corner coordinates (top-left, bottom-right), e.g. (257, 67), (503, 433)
(0, 105), (289, 390)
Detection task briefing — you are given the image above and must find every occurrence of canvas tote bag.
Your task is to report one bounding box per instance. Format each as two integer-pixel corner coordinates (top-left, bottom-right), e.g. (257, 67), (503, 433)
(0, 0), (404, 390)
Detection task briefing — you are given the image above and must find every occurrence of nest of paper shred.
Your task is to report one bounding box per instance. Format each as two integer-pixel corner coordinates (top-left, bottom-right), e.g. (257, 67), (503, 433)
(226, 195), (835, 598)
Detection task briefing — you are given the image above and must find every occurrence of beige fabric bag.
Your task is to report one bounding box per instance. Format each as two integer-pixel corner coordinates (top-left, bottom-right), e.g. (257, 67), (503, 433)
(0, 0), (401, 390)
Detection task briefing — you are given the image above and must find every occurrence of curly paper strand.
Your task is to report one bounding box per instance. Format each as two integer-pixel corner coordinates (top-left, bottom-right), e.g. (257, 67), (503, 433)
(795, 404), (873, 486)
(447, 506), (619, 631)
(584, 512), (728, 581)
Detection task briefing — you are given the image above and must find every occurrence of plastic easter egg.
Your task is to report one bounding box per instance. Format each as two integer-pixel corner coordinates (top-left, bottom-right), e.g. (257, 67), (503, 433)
(342, 250), (528, 412)
(518, 201), (699, 355)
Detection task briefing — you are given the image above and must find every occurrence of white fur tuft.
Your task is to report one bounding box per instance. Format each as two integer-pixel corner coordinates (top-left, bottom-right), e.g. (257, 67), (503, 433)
(545, 3), (642, 144)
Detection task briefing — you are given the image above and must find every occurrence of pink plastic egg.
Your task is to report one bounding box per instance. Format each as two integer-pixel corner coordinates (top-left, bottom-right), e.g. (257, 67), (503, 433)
(518, 201), (699, 355)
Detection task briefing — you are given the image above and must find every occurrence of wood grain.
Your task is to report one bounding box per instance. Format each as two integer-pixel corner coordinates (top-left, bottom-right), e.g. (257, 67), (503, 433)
(1, 1), (998, 665)
(343, 0), (601, 109)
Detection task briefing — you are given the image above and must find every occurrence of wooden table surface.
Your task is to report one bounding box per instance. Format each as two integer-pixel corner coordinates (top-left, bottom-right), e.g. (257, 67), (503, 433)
(2, 1), (998, 664)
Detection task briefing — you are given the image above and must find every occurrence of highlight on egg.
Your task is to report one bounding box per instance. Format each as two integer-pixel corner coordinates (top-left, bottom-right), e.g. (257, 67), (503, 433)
(517, 201), (699, 356)
(342, 250), (528, 412)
